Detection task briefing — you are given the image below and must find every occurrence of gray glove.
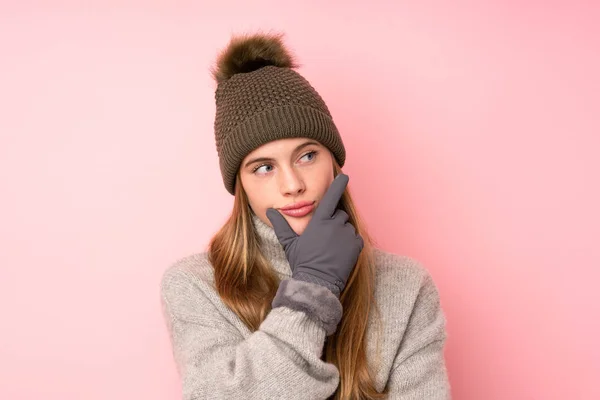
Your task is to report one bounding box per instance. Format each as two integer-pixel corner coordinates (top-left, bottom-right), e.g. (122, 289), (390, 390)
(266, 173), (364, 298)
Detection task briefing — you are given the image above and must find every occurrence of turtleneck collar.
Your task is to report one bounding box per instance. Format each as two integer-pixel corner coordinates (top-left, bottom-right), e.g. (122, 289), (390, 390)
(251, 211), (292, 277)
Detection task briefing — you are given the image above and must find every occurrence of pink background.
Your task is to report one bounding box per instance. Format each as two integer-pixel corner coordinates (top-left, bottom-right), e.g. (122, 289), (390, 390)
(1, 1), (599, 399)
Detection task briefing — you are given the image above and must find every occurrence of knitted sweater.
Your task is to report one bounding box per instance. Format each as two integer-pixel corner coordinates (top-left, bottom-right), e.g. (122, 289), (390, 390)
(160, 214), (451, 399)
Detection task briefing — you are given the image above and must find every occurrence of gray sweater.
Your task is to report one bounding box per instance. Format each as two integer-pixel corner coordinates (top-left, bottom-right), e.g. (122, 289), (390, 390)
(160, 214), (451, 399)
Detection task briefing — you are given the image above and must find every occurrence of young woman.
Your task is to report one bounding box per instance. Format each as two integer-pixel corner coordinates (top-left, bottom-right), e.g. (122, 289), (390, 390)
(161, 32), (451, 400)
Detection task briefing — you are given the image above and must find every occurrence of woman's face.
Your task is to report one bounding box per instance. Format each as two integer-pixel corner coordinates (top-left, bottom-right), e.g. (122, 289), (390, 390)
(239, 137), (335, 236)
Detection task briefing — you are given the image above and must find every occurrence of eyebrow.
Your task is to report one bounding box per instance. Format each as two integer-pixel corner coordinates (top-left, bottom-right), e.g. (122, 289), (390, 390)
(243, 140), (321, 169)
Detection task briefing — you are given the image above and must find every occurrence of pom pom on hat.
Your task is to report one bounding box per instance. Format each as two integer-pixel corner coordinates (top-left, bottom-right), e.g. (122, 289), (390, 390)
(211, 32), (299, 84)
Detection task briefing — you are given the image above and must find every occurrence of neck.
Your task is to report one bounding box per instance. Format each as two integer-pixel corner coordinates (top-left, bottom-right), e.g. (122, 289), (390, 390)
(250, 211), (292, 277)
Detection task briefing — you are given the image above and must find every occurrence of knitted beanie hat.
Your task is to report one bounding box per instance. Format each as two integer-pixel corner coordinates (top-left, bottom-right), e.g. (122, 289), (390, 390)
(211, 32), (346, 195)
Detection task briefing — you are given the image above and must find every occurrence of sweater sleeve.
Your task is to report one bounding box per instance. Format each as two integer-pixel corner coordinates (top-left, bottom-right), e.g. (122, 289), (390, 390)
(160, 267), (342, 400)
(385, 273), (452, 399)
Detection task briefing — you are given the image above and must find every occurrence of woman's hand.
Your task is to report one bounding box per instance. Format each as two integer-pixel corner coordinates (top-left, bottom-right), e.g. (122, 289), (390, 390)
(266, 173), (364, 297)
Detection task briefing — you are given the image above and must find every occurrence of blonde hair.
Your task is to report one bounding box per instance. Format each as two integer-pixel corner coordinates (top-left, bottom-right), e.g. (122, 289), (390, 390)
(208, 160), (388, 399)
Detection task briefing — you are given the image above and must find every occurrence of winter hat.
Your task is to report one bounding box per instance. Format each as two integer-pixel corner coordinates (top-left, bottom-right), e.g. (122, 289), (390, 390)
(211, 32), (346, 195)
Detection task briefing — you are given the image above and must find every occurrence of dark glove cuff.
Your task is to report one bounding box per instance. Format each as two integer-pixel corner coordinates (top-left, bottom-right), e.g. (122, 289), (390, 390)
(272, 278), (343, 336)
(293, 271), (342, 298)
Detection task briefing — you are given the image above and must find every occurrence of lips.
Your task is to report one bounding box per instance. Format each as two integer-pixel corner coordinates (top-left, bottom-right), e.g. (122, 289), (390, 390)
(280, 201), (315, 211)
(278, 201), (315, 218)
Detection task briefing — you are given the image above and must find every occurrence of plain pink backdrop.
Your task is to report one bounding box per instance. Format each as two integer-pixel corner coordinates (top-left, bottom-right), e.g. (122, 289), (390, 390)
(1, 1), (599, 399)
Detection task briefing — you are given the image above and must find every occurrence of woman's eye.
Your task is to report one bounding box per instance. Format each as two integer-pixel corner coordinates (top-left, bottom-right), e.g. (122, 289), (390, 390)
(252, 151), (317, 175)
(253, 164), (272, 174)
(300, 150), (318, 162)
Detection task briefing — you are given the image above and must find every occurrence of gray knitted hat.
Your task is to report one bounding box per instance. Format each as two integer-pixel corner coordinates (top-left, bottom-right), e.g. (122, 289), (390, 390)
(211, 32), (346, 195)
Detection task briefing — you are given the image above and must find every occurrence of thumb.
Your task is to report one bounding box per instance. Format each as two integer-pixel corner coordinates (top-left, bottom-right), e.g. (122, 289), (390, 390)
(266, 208), (298, 246)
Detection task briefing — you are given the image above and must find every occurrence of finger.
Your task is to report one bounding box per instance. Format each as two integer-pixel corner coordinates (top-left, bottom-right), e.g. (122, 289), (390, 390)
(333, 209), (349, 224)
(266, 208), (298, 245)
(314, 173), (349, 220)
(357, 235), (364, 251)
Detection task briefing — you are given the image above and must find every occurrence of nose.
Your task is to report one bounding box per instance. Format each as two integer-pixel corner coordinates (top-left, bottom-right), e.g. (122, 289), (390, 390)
(279, 166), (305, 196)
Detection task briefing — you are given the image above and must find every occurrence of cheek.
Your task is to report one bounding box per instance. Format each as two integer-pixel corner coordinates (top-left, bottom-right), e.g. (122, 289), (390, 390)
(245, 184), (275, 212)
(246, 193), (264, 212)
(316, 166), (335, 193)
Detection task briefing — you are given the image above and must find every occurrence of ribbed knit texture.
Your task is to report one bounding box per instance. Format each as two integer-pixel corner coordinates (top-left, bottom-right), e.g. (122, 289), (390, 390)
(160, 214), (452, 399)
(214, 65), (346, 194)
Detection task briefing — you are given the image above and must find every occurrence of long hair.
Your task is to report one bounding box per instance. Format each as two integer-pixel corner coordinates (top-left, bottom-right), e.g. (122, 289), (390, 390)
(208, 161), (389, 400)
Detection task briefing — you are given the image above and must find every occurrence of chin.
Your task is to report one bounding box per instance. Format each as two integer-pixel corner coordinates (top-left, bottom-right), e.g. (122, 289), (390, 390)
(288, 218), (311, 235)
